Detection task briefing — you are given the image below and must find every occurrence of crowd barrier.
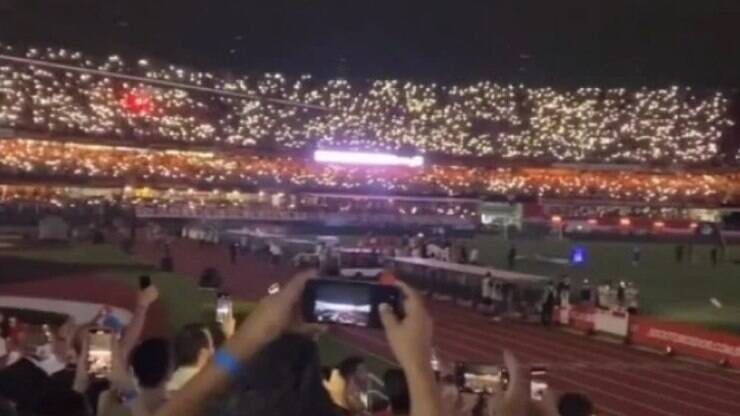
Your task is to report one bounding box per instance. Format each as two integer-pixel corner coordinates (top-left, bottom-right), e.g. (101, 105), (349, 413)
(555, 305), (629, 338)
(556, 306), (740, 369)
(136, 206), (473, 227)
(629, 317), (740, 369)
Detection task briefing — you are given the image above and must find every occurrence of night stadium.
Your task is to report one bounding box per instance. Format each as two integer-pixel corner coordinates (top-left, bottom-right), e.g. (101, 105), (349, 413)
(1, 2), (740, 416)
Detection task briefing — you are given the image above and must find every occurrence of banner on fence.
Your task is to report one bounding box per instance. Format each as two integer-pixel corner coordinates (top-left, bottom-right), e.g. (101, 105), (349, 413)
(629, 318), (740, 369)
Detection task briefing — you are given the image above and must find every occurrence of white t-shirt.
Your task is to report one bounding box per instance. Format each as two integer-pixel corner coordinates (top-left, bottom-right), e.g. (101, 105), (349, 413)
(469, 248), (479, 263)
(491, 284), (504, 302)
(481, 278), (492, 298)
(269, 243), (282, 256)
(626, 288), (639, 309)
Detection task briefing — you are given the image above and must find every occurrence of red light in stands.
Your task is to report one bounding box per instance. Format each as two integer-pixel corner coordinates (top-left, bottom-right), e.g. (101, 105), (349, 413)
(121, 90), (154, 115)
(619, 218), (631, 226)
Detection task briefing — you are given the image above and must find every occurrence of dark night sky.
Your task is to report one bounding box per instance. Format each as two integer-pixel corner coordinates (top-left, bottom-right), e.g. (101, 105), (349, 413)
(0, 0), (739, 87)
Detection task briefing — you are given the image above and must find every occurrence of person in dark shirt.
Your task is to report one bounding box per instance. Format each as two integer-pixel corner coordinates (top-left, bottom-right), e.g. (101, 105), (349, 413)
(229, 243), (238, 265)
(383, 369), (409, 415)
(507, 246), (517, 270)
(675, 245), (684, 263)
(0, 357), (53, 412)
(540, 283), (556, 327)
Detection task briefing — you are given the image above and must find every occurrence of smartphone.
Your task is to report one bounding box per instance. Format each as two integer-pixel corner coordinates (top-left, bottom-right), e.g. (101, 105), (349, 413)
(454, 363), (508, 395)
(530, 367), (548, 400)
(87, 328), (114, 377)
(139, 275), (151, 290)
(215, 293), (232, 323)
(268, 282), (280, 295)
(302, 279), (403, 329)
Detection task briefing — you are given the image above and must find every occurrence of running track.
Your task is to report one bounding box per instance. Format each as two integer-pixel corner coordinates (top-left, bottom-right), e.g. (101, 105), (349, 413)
(135, 238), (740, 416)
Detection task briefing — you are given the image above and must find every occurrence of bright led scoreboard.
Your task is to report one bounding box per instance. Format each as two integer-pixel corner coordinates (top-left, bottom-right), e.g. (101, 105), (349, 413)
(313, 150), (424, 168)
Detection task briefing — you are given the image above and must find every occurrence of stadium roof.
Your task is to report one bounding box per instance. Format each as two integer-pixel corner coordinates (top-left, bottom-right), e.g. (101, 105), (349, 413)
(1, 0), (739, 88)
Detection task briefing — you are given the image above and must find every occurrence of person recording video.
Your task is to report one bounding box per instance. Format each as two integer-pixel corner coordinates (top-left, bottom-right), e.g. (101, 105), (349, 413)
(152, 271), (443, 416)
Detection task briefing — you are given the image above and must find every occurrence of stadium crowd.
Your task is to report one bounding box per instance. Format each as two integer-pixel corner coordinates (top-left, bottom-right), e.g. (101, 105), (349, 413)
(0, 267), (593, 416)
(2, 139), (740, 204)
(0, 45), (736, 165)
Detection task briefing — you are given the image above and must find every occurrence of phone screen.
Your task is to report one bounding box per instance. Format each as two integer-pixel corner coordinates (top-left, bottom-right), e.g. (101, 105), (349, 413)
(88, 328), (113, 377)
(455, 363), (507, 395)
(268, 282), (280, 295)
(216, 295), (232, 323)
(302, 279), (402, 328)
(530, 367), (548, 400)
(139, 275), (151, 290)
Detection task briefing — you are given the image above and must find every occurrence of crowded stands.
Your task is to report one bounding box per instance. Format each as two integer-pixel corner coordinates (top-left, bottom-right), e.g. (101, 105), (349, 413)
(0, 45), (736, 165)
(1, 139), (740, 205)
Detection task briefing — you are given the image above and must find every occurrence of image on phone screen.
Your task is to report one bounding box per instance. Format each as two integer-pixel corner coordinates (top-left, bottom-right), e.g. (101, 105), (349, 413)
(216, 293), (232, 323)
(530, 367), (548, 400)
(314, 283), (373, 327)
(455, 363), (506, 395)
(302, 279), (402, 328)
(88, 328), (113, 377)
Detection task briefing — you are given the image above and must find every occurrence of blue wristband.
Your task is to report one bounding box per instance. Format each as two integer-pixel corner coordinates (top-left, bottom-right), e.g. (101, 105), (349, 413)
(214, 349), (242, 377)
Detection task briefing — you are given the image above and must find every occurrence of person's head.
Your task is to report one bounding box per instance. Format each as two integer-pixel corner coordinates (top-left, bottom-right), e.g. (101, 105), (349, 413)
(558, 392), (594, 416)
(383, 369), (409, 415)
(208, 334), (338, 416)
(336, 356), (368, 412)
(20, 325), (51, 360)
(130, 338), (172, 389)
(173, 324), (214, 369)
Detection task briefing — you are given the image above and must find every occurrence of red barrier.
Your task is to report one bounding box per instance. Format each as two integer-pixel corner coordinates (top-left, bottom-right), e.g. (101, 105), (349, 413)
(569, 306), (596, 333)
(629, 317), (740, 369)
(555, 305), (596, 333)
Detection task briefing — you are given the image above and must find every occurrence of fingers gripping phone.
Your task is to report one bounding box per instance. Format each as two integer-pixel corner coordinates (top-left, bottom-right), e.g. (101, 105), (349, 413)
(88, 328), (114, 377)
(302, 279), (404, 329)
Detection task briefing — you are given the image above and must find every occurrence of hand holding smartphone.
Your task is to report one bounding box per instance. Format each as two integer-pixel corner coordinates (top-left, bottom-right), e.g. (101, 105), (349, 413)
(454, 361), (548, 401)
(301, 279), (404, 329)
(87, 328), (114, 378)
(139, 275), (151, 290)
(454, 363), (508, 395)
(530, 366), (548, 400)
(216, 292), (233, 324)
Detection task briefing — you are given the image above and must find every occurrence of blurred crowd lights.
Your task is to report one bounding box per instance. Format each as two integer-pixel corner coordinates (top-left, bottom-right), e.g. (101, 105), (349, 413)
(313, 150), (424, 167)
(0, 45), (735, 165)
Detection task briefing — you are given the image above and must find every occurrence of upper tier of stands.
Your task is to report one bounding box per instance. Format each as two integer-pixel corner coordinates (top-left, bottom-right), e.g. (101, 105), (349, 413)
(0, 45), (737, 166)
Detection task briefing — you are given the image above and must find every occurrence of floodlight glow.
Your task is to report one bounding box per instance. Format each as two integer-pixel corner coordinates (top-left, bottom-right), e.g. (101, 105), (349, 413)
(314, 150), (424, 167)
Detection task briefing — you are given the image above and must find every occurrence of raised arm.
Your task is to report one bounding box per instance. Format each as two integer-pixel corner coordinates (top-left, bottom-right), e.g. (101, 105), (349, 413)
(155, 270), (315, 416)
(379, 281), (442, 416)
(119, 285), (159, 358)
